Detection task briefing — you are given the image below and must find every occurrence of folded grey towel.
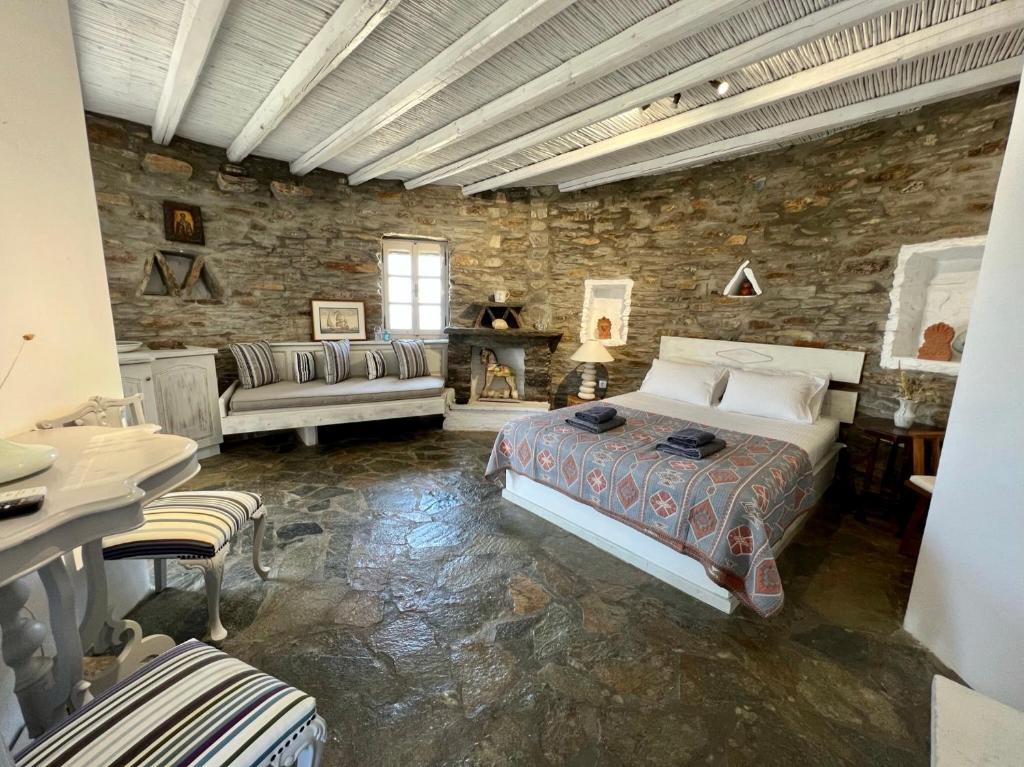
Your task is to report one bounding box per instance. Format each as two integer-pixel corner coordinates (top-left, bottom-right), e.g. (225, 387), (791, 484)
(666, 428), (716, 448)
(575, 405), (617, 425)
(656, 438), (726, 460)
(566, 415), (626, 434)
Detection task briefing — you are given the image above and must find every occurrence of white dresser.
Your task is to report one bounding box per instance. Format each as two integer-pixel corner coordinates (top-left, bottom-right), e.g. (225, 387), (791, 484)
(117, 346), (223, 457)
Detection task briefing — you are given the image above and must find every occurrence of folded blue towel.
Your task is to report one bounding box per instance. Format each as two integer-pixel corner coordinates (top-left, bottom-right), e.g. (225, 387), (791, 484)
(656, 438), (726, 460)
(574, 405), (617, 425)
(666, 428), (716, 448)
(566, 415), (626, 434)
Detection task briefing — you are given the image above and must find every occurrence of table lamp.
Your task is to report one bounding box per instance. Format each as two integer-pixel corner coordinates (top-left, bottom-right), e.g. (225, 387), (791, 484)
(571, 340), (614, 400)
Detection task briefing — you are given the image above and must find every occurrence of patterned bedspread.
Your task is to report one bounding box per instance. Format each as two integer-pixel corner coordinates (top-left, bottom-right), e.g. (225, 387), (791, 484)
(485, 404), (815, 617)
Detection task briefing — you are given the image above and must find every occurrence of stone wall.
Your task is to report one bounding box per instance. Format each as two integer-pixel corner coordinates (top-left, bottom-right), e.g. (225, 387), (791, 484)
(91, 84), (1015, 421)
(89, 116), (547, 384)
(534, 85), (1016, 425)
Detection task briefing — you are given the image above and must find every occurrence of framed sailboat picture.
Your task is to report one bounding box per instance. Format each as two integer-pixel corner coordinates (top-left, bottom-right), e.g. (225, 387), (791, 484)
(311, 300), (367, 341)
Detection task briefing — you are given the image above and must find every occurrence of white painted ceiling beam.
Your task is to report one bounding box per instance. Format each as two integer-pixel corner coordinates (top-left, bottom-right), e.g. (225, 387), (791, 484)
(462, 0), (1024, 195)
(346, 0), (757, 186)
(227, 0), (401, 163)
(152, 0), (233, 145)
(407, 0), (911, 190)
(557, 57), (1022, 191)
(289, 0), (577, 176)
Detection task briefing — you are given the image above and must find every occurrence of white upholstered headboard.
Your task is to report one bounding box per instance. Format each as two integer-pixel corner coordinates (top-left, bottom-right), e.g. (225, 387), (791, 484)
(658, 336), (865, 423)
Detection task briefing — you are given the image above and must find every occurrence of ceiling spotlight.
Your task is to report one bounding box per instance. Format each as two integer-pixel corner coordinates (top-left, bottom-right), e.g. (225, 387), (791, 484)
(672, 92), (681, 108)
(640, 103), (651, 111)
(710, 79), (730, 97)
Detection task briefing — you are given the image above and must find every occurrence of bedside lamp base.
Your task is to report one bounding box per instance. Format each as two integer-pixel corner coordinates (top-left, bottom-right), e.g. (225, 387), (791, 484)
(576, 361), (597, 400)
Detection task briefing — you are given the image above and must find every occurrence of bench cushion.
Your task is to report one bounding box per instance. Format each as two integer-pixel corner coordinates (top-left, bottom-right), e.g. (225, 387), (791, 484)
(15, 639), (317, 767)
(228, 374), (445, 413)
(103, 491), (262, 561)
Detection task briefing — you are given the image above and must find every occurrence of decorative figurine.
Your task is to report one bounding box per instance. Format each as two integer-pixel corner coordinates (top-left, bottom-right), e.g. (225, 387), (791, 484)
(480, 348), (518, 400)
(918, 322), (955, 361)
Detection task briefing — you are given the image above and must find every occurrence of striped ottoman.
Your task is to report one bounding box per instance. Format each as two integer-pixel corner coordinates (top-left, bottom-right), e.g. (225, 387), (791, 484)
(103, 491), (269, 641)
(14, 640), (325, 767)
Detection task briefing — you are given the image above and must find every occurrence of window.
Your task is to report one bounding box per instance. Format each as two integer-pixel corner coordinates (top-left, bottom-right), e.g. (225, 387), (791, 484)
(381, 237), (448, 336)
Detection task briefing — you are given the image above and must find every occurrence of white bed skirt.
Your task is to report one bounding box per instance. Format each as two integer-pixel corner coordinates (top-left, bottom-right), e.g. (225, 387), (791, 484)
(501, 445), (841, 614)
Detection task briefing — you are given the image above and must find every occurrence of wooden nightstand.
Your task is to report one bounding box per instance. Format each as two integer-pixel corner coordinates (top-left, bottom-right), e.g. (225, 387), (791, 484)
(855, 416), (946, 521)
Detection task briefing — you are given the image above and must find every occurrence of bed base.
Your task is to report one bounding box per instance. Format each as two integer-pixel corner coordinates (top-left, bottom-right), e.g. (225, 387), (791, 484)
(501, 445), (841, 615)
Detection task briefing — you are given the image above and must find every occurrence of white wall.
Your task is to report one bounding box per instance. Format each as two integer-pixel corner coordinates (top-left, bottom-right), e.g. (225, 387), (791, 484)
(0, 0), (150, 746)
(904, 78), (1024, 710)
(0, 0), (123, 435)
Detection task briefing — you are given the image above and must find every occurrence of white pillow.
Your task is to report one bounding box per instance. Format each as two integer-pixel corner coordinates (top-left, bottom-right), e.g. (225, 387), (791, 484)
(718, 368), (830, 424)
(640, 358), (728, 407)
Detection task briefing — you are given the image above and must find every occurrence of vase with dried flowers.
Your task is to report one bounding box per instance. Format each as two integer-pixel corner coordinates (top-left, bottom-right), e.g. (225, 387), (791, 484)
(894, 368), (922, 429)
(0, 333), (59, 484)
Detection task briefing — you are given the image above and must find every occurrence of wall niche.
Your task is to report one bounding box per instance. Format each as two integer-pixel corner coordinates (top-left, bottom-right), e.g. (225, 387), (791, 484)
(881, 236), (985, 376)
(139, 251), (223, 303)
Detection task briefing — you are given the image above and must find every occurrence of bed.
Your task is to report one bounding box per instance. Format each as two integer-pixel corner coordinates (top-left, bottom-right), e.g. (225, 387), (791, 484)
(487, 337), (865, 616)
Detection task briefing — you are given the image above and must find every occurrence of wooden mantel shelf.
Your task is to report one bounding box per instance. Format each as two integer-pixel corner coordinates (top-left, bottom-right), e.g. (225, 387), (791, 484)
(445, 326), (563, 352)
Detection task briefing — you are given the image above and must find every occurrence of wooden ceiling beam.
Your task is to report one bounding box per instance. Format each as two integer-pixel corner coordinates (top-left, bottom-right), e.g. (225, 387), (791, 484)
(152, 0), (232, 145)
(289, 0), (577, 176)
(227, 0), (401, 163)
(346, 0), (757, 186)
(557, 57), (1022, 192)
(406, 0), (911, 190)
(462, 0), (1024, 195)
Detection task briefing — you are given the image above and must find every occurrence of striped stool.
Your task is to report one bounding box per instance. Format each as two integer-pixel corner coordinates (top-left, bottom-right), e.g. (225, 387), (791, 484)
(103, 491), (269, 641)
(14, 639), (326, 767)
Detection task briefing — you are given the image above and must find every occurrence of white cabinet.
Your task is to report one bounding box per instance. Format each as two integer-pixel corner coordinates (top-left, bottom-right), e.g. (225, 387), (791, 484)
(118, 347), (222, 457)
(118, 362), (158, 423)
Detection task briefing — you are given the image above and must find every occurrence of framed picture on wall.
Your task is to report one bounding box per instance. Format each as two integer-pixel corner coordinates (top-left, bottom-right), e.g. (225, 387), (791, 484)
(312, 300), (367, 340)
(162, 200), (205, 245)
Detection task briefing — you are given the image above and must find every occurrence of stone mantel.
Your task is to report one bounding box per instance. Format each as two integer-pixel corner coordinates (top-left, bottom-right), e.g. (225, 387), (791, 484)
(445, 327), (563, 353)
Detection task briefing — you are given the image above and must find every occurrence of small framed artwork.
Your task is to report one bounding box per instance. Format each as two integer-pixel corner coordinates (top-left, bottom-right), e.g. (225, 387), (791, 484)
(312, 300), (367, 340)
(163, 201), (205, 245)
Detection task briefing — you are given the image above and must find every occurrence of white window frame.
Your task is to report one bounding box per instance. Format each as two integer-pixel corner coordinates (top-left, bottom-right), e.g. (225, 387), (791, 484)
(380, 236), (449, 338)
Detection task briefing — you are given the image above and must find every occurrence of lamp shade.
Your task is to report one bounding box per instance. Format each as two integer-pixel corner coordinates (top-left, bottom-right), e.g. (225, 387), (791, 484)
(571, 339), (614, 364)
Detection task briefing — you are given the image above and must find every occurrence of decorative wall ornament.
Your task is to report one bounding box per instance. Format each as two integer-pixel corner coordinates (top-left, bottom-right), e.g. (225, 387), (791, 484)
(580, 278), (633, 346)
(918, 322), (955, 361)
(138, 251), (222, 302)
(723, 260), (762, 297)
(162, 201), (205, 245)
(311, 300), (367, 341)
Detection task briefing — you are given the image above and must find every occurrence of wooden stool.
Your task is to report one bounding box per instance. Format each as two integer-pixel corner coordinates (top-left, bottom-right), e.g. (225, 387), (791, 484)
(103, 491), (269, 641)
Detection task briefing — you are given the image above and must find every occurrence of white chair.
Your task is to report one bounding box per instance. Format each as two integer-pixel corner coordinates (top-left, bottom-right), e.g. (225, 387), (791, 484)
(38, 395), (270, 640)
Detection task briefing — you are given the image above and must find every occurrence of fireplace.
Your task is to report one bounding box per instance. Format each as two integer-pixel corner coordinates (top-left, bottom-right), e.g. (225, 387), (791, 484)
(446, 327), (562, 405)
(444, 305), (562, 430)
(471, 346), (525, 402)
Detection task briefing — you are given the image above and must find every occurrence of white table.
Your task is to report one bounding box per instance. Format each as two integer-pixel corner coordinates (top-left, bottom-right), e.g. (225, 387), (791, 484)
(0, 425), (198, 738)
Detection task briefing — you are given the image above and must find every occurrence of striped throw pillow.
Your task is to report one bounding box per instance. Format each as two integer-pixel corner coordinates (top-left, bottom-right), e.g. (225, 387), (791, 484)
(228, 340), (279, 389)
(392, 339), (429, 380)
(365, 349), (387, 380)
(294, 350), (315, 383)
(322, 339), (351, 384)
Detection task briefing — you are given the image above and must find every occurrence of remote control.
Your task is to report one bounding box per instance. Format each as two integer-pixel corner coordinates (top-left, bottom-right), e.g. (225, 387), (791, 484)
(0, 486), (47, 517)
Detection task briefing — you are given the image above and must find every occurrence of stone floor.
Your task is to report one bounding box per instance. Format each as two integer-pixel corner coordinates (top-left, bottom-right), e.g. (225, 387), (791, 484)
(132, 418), (951, 766)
